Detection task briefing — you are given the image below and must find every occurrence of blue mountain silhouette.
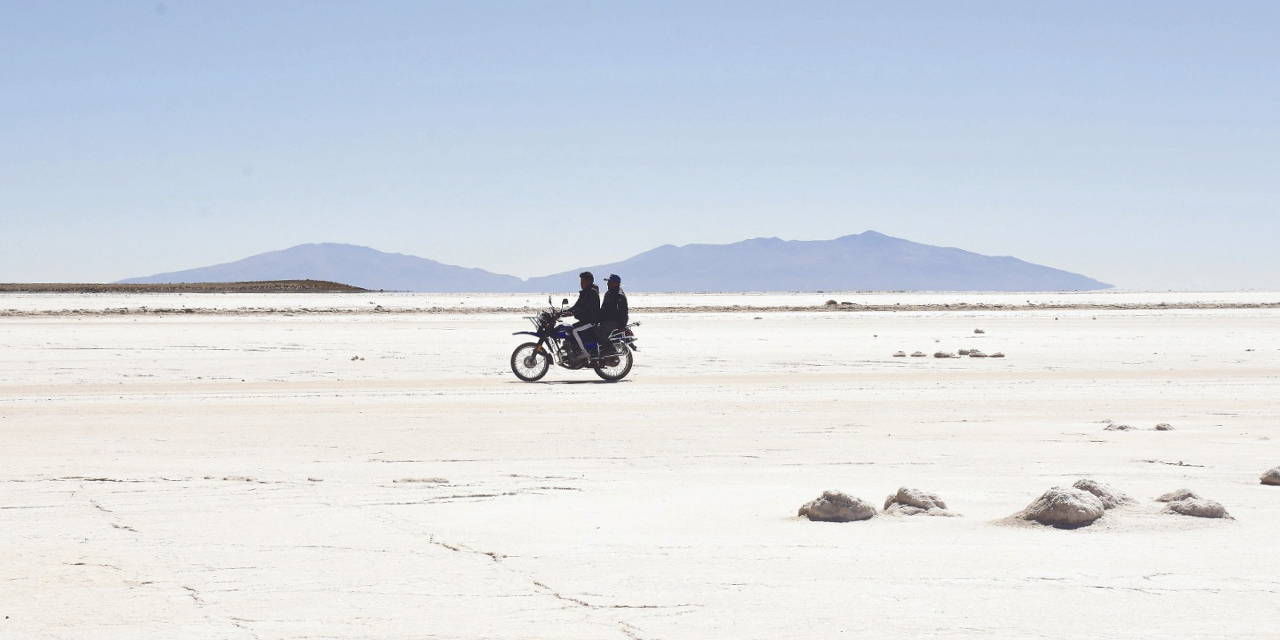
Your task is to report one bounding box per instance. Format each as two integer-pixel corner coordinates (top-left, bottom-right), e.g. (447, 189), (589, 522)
(120, 232), (1111, 292)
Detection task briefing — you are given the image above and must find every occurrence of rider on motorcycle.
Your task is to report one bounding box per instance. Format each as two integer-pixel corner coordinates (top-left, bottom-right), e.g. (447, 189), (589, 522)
(566, 271), (601, 362)
(597, 274), (628, 356)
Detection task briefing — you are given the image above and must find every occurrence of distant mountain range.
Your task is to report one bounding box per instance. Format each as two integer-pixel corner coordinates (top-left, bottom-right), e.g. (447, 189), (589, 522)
(119, 232), (1112, 292)
(121, 243), (523, 293)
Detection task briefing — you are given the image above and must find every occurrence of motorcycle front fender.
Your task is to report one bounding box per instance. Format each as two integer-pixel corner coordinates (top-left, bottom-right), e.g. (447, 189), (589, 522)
(512, 331), (540, 337)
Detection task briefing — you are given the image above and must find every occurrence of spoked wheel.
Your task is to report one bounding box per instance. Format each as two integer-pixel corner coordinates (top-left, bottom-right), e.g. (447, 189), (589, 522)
(594, 346), (633, 381)
(510, 342), (551, 382)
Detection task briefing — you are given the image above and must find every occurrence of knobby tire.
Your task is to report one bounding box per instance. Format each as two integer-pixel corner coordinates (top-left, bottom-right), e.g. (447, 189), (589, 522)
(510, 342), (551, 382)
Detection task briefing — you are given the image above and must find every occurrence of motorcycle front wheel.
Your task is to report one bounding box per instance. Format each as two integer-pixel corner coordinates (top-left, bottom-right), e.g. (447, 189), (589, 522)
(510, 342), (551, 382)
(594, 347), (633, 382)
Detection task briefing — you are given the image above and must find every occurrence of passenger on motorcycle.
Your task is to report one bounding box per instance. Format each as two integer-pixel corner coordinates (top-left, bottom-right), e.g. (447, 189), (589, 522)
(597, 274), (628, 355)
(565, 271), (601, 362)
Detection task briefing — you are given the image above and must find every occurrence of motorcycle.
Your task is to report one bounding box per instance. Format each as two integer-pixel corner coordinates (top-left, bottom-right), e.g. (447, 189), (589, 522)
(510, 297), (639, 382)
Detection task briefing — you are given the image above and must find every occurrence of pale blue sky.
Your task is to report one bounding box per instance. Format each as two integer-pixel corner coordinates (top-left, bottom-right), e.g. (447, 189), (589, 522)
(2, 1), (1277, 289)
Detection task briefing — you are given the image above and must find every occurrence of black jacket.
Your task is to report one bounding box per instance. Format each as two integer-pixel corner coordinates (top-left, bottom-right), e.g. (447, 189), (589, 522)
(600, 287), (628, 325)
(568, 284), (600, 324)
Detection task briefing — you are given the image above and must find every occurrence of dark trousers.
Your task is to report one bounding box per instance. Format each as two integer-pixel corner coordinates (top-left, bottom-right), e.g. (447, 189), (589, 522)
(596, 320), (621, 354)
(570, 322), (595, 356)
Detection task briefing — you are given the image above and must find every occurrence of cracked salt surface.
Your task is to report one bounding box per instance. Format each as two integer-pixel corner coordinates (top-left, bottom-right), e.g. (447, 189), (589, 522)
(2, 292), (1279, 639)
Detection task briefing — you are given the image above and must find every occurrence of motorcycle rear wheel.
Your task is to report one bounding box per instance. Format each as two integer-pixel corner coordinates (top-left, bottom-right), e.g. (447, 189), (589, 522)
(594, 346), (633, 381)
(510, 342), (551, 382)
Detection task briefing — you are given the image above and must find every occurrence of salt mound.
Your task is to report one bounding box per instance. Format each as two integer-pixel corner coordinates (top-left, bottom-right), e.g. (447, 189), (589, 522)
(893, 351), (906, 357)
(910, 351), (926, 357)
(883, 487), (956, 516)
(934, 351), (955, 358)
(1156, 488), (1200, 502)
(1260, 467), (1280, 486)
(1163, 498), (1230, 519)
(968, 350), (988, 358)
(1154, 423), (1175, 431)
(990, 352), (1005, 358)
(1071, 479), (1134, 509)
(1103, 423), (1135, 431)
(798, 490), (876, 522)
(958, 349), (971, 356)
(1015, 487), (1105, 527)
(974, 328), (985, 334)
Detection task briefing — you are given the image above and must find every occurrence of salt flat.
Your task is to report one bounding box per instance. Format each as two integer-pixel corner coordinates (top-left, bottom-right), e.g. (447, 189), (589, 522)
(3, 289), (1279, 314)
(2, 293), (1279, 639)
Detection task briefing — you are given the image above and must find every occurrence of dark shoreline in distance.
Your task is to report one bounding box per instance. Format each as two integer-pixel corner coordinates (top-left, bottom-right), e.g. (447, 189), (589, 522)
(0, 280), (367, 293)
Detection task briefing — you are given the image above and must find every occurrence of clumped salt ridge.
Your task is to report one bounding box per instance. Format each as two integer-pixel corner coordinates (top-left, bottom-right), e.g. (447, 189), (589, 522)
(1260, 466), (1280, 486)
(798, 490), (876, 522)
(1071, 479), (1134, 509)
(1163, 498), (1230, 519)
(1156, 488), (1201, 502)
(1014, 486), (1106, 527)
(883, 487), (957, 516)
